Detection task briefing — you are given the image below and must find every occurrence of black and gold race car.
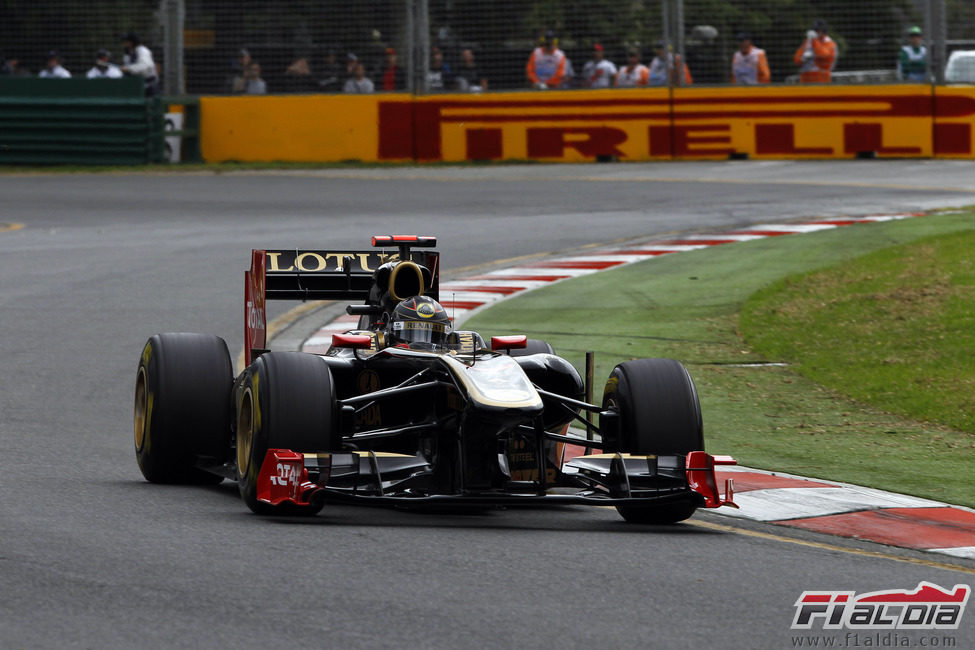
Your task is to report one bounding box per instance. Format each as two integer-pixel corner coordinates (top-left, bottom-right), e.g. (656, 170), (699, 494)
(134, 236), (735, 524)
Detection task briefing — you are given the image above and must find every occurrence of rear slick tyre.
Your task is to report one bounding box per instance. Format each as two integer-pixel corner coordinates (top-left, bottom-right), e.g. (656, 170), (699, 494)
(235, 352), (339, 515)
(601, 358), (703, 524)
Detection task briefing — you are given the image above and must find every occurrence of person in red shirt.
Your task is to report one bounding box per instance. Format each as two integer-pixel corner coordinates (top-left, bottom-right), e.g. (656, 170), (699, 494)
(794, 19), (837, 83)
(379, 47), (403, 91)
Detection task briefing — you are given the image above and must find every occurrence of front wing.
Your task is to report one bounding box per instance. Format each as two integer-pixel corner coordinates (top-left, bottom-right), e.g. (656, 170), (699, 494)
(256, 448), (738, 510)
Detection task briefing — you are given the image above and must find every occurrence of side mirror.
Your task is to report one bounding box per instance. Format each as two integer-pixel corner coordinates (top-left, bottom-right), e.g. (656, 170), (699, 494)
(331, 333), (372, 350)
(491, 335), (528, 351)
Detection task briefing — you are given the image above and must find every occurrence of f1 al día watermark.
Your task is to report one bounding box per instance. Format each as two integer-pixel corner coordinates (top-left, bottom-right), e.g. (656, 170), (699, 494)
(789, 581), (970, 648)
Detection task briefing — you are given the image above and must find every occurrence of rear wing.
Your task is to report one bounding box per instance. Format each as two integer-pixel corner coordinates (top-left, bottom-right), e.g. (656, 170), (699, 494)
(244, 237), (440, 365)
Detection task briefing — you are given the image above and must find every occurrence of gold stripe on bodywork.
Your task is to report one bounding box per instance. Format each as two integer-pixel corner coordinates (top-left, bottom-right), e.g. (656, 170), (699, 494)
(302, 451), (417, 461)
(440, 354), (543, 410)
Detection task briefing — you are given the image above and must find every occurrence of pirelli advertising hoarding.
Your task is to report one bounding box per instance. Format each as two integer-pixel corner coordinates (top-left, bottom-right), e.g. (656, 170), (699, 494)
(200, 85), (975, 163)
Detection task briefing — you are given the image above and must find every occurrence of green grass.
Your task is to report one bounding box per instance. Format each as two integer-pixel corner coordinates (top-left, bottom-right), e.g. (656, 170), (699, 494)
(463, 211), (975, 506)
(741, 230), (975, 434)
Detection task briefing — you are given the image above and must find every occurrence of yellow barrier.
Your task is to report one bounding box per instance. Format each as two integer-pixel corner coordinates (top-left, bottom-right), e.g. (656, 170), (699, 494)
(409, 88), (673, 162)
(200, 94), (402, 163)
(671, 85), (935, 159)
(199, 86), (975, 163)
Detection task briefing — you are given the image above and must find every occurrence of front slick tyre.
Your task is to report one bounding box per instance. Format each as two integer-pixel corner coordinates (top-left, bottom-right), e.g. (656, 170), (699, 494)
(602, 358), (703, 525)
(134, 333), (233, 485)
(236, 352), (338, 516)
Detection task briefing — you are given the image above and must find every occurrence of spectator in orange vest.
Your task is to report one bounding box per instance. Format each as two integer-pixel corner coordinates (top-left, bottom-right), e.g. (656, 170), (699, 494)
(648, 41), (692, 86)
(731, 33), (770, 84)
(614, 48), (649, 87)
(526, 31), (567, 89)
(794, 19), (837, 83)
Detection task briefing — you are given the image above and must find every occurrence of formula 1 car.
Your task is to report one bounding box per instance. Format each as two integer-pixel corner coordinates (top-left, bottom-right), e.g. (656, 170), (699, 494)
(134, 236), (736, 524)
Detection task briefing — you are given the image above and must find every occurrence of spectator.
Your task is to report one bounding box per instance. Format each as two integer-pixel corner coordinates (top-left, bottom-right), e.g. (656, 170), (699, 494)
(121, 33), (158, 95)
(731, 33), (770, 84)
(615, 48), (649, 87)
(318, 51), (345, 91)
(87, 49), (122, 79)
(582, 43), (617, 89)
(284, 55), (317, 92)
(242, 61), (266, 94)
(228, 49), (251, 92)
(38, 50), (70, 78)
(285, 56), (310, 76)
(345, 53), (359, 78)
(648, 41), (693, 86)
(344, 62), (374, 93)
(526, 30), (567, 89)
(455, 48), (487, 92)
(793, 19), (836, 83)
(427, 46), (452, 91)
(2, 55), (30, 77)
(898, 26), (928, 82)
(379, 47), (404, 91)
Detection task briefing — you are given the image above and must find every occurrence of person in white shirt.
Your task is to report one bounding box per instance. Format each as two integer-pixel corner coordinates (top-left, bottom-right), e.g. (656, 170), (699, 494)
(38, 51), (70, 78)
(344, 62), (374, 93)
(582, 43), (617, 88)
(86, 49), (123, 79)
(121, 33), (158, 95)
(241, 62), (266, 94)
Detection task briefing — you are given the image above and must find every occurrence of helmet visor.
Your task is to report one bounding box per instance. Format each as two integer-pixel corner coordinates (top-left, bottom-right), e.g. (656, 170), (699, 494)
(392, 320), (448, 346)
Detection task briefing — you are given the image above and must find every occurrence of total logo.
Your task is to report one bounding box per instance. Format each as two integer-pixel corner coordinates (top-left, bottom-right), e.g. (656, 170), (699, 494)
(269, 461), (299, 488)
(246, 300), (266, 331)
(791, 582), (969, 630)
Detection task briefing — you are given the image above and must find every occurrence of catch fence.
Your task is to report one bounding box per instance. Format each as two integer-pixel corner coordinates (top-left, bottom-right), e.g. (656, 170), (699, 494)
(1, 1), (970, 95)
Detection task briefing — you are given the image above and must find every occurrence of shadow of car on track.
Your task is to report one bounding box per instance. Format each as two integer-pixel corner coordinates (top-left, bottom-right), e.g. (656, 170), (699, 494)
(219, 484), (725, 534)
(122, 478), (727, 534)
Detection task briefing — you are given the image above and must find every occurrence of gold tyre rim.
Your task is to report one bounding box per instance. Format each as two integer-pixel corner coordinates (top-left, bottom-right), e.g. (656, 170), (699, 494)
(237, 387), (254, 475)
(134, 367), (148, 452)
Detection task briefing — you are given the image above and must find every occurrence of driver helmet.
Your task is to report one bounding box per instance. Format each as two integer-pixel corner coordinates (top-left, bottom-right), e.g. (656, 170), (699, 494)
(389, 296), (451, 348)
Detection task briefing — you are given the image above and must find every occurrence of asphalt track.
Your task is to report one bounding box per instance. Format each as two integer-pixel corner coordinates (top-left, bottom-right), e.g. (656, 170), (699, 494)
(1, 161), (974, 649)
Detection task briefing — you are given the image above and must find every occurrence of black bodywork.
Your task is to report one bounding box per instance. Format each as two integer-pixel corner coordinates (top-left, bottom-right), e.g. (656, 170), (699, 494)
(136, 236), (735, 521)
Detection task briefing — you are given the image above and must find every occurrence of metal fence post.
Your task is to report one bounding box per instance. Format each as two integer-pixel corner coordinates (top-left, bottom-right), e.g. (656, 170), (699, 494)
(161, 0), (185, 96)
(932, 0), (946, 84)
(415, 0), (430, 93)
(407, 0), (430, 94)
(676, 0), (686, 87)
(662, 0), (670, 56)
(406, 0), (415, 93)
